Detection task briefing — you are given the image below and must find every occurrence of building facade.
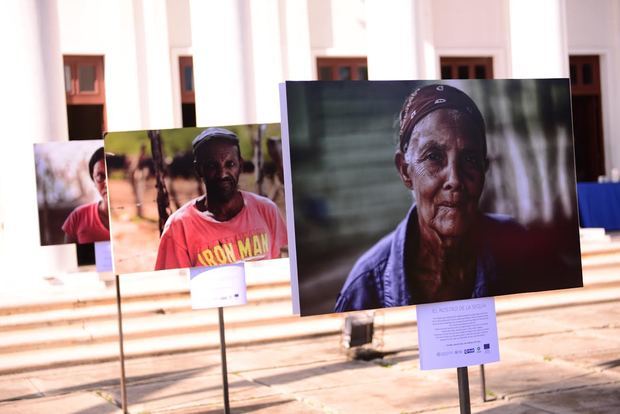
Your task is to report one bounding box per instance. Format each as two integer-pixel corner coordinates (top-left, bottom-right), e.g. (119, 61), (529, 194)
(1, 0), (619, 280)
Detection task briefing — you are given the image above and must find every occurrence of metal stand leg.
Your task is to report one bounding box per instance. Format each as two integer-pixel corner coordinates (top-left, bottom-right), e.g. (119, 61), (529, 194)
(457, 367), (471, 414)
(115, 275), (128, 413)
(218, 307), (231, 414)
(480, 364), (487, 402)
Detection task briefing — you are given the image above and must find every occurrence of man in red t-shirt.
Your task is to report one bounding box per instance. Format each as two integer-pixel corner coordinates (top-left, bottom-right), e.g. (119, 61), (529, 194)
(155, 128), (287, 270)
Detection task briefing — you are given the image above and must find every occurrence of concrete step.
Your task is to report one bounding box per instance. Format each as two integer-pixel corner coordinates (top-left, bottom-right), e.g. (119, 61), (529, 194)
(0, 256), (619, 374)
(581, 252), (620, 269)
(580, 240), (620, 255)
(0, 259), (292, 327)
(0, 299), (295, 353)
(0, 259), (292, 314)
(0, 284), (291, 332)
(3, 270), (617, 355)
(579, 236), (620, 270)
(0, 273), (619, 375)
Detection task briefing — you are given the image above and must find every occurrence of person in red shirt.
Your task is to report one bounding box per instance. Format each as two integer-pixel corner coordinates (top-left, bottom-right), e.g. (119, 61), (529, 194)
(155, 128), (287, 270)
(62, 147), (110, 244)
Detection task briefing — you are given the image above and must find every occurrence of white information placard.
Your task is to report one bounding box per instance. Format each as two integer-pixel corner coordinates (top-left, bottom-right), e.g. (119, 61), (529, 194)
(189, 263), (247, 309)
(416, 297), (499, 370)
(95, 241), (113, 273)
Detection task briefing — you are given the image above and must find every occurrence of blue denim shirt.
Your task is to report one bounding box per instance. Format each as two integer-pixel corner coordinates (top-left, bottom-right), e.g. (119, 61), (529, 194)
(334, 206), (521, 312)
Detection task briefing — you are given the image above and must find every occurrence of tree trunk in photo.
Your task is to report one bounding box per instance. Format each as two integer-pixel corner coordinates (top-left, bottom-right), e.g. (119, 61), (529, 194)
(254, 124), (266, 196)
(41, 171), (51, 245)
(148, 130), (171, 235)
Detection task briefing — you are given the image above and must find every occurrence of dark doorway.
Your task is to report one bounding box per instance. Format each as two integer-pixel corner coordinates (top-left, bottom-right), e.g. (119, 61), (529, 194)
(67, 104), (104, 140)
(182, 103), (196, 128)
(570, 55), (605, 182)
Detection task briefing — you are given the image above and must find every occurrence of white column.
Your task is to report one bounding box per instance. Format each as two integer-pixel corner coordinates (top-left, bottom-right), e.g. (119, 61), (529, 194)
(509, 0), (569, 78)
(189, 0), (249, 126)
(136, 0), (176, 129)
(104, 0), (145, 131)
(365, 0), (422, 80)
(0, 0), (77, 282)
(279, 0), (313, 80)
(247, 0), (284, 124)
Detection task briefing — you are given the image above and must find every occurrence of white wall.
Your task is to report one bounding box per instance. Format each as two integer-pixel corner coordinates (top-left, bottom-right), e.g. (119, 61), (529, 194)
(566, 0), (620, 174)
(308, 0), (367, 77)
(167, 0), (192, 48)
(566, 0), (615, 48)
(432, 0), (510, 78)
(433, 0), (506, 48)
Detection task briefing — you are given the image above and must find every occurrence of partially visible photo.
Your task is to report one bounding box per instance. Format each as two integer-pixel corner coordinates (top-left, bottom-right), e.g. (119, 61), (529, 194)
(104, 124), (287, 275)
(34, 140), (110, 246)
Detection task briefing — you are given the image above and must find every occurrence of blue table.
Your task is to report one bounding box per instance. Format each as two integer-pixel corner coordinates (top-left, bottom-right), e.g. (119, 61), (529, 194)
(577, 182), (620, 230)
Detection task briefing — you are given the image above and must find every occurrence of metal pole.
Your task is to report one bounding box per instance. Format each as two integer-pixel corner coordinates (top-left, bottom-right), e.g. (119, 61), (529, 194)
(218, 307), (231, 414)
(480, 364), (487, 402)
(457, 367), (471, 414)
(115, 275), (128, 413)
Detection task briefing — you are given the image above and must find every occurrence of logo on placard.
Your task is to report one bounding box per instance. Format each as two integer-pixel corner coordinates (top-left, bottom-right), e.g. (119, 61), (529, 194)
(484, 343), (490, 353)
(464, 348), (475, 354)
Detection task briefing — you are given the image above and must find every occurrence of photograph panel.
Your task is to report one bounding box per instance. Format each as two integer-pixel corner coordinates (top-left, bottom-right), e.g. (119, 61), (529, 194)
(104, 124), (287, 275)
(282, 79), (583, 316)
(34, 140), (110, 247)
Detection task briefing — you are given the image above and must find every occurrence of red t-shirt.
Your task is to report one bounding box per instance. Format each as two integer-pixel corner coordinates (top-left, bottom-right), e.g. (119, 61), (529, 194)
(62, 202), (110, 244)
(155, 191), (288, 270)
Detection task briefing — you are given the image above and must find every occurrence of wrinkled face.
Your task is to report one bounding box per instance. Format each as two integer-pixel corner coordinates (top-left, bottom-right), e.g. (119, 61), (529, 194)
(195, 139), (242, 202)
(397, 109), (487, 241)
(92, 159), (107, 201)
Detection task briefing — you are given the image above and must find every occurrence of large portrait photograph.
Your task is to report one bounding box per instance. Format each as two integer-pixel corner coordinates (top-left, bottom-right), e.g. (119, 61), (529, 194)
(104, 124), (287, 274)
(34, 140), (110, 246)
(281, 79), (583, 316)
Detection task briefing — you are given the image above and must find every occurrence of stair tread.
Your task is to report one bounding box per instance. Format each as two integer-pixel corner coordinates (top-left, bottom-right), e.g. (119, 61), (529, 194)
(0, 259), (292, 314)
(0, 285), (291, 327)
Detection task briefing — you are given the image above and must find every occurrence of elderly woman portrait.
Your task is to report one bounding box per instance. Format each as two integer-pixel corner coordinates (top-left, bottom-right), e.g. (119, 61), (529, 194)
(62, 147), (110, 244)
(335, 84), (537, 311)
(281, 79), (582, 316)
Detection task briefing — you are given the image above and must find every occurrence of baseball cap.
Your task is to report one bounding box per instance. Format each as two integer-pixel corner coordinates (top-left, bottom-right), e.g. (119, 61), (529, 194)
(191, 127), (239, 154)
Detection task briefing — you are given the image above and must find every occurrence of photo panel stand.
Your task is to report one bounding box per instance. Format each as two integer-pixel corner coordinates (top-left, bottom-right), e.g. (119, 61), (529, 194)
(457, 366), (471, 414)
(111, 263), (245, 414)
(480, 364), (487, 402)
(115, 274), (129, 414)
(189, 263), (247, 414)
(416, 297), (500, 414)
(218, 307), (231, 414)
(455, 364), (486, 413)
